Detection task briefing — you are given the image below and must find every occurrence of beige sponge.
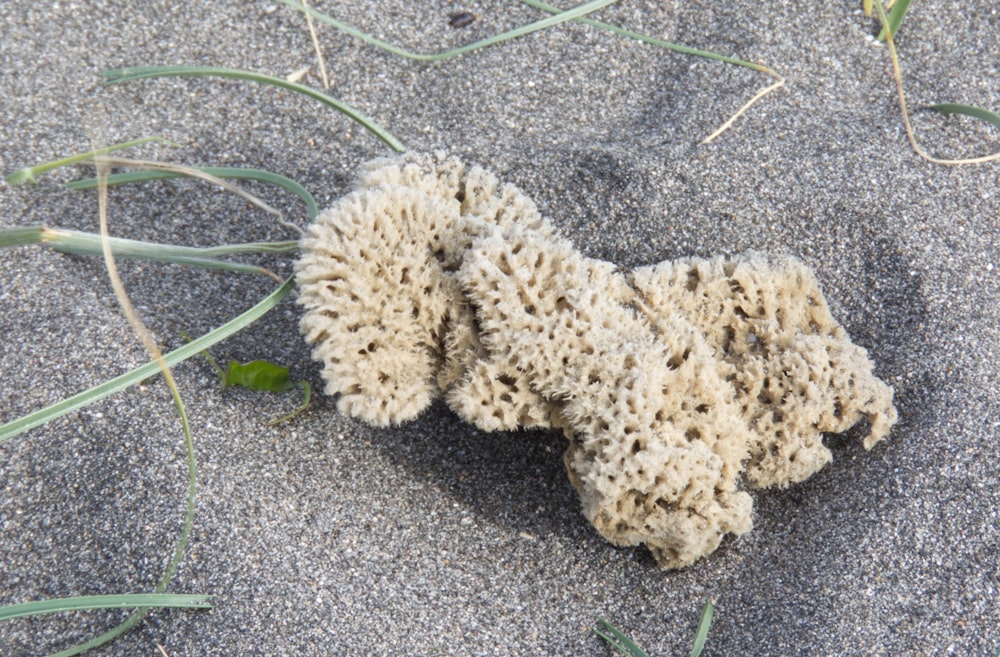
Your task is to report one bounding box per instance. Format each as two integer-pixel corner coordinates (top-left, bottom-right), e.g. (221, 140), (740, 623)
(630, 253), (898, 488)
(296, 184), (463, 426)
(459, 224), (755, 568)
(297, 152), (898, 569)
(297, 151), (557, 429)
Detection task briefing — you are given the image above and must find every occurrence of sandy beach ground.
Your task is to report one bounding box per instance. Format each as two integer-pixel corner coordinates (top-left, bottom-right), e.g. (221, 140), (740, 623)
(1, 1), (998, 655)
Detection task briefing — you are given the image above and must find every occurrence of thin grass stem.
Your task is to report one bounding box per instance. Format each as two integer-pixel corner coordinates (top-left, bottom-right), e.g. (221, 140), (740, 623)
(5, 137), (174, 186)
(689, 600), (715, 657)
(68, 166), (319, 220)
(877, 0), (912, 41)
(516, 0), (774, 74)
(929, 103), (1000, 131)
(874, 0), (1000, 164)
(298, 0), (330, 89)
(101, 66), (405, 152)
(594, 620), (650, 657)
(0, 276), (295, 443)
(94, 157), (302, 235)
(277, 0), (619, 61)
(1, 226), (291, 279)
(0, 594), (212, 622)
(518, 0), (783, 142)
(31, 153), (204, 657)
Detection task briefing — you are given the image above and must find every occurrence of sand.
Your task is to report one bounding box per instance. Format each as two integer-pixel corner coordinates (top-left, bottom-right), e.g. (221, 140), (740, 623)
(1, 1), (998, 655)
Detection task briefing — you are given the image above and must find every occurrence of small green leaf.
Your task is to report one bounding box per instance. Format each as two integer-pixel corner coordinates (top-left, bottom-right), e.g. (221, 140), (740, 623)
(930, 103), (1000, 131)
(595, 620), (651, 657)
(224, 360), (296, 393)
(689, 601), (715, 657)
(221, 360), (311, 424)
(877, 0), (913, 41)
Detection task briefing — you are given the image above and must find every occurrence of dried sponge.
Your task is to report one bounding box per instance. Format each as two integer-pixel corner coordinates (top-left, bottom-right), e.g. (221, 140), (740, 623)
(459, 224), (755, 568)
(296, 152), (898, 568)
(296, 184), (463, 425)
(630, 253), (898, 488)
(297, 151), (557, 429)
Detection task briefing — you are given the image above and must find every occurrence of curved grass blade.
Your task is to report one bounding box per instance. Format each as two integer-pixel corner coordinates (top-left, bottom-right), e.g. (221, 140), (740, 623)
(873, 0), (1000, 164)
(5, 137), (174, 186)
(516, 0), (774, 74)
(1, 226), (293, 276)
(689, 601), (715, 657)
(266, 381), (312, 426)
(27, 157), (205, 657)
(0, 594), (212, 622)
(929, 103), (1000, 131)
(278, 0), (619, 62)
(877, 0), (913, 41)
(101, 66), (405, 152)
(594, 620), (650, 657)
(519, 0), (782, 142)
(0, 276), (296, 443)
(68, 166), (319, 220)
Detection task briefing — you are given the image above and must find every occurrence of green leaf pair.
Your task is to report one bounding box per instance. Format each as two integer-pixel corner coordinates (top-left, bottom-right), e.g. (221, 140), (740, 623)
(596, 601), (715, 657)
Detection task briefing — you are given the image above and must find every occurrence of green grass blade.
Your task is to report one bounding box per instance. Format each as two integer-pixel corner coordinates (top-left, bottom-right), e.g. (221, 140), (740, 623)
(516, 0), (771, 73)
(689, 601), (715, 657)
(595, 620), (651, 657)
(877, 0), (913, 41)
(0, 276), (295, 443)
(0, 594), (212, 621)
(279, 0), (619, 62)
(0, 226), (45, 248)
(266, 381), (312, 426)
(5, 137), (174, 186)
(0, 226), (294, 275)
(929, 103), (1000, 130)
(101, 66), (405, 152)
(68, 166), (319, 220)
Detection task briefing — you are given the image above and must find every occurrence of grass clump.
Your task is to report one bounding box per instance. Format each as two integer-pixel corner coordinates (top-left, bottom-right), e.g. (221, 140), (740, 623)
(866, 0), (1000, 164)
(597, 601), (715, 657)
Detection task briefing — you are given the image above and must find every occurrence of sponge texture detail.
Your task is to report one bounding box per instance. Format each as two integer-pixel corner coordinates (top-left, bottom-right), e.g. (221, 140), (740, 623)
(296, 153), (898, 568)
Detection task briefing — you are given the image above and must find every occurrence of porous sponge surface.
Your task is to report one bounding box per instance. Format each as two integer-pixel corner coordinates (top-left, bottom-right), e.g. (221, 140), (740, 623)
(631, 254), (899, 488)
(297, 152), (557, 430)
(296, 153), (899, 569)
(459, 225), (754, 568)
(296, 184), (462, 426)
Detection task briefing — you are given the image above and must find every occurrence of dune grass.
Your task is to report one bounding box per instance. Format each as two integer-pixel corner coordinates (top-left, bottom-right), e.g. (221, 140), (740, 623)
(869, 0), (1000, 164)
(0, 144), (305, 656)
(596, 601), (715, 657)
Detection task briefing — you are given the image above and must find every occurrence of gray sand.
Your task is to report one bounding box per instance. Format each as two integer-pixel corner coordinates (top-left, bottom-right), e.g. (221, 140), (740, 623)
(1, 1), (998, 655)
